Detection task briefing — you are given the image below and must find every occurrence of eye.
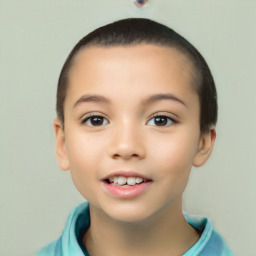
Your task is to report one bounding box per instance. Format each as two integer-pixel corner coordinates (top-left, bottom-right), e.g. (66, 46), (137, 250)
(82, 115), (109, 127)
(147, 115), (176, 127)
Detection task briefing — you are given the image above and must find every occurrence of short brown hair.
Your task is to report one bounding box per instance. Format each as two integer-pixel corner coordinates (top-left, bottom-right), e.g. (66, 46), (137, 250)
(56, 18), (217, 133)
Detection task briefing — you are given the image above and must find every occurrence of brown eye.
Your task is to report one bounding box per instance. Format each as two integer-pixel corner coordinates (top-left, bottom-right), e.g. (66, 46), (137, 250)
(155, 117), (168, 126)
(147, 115), (175, 127)
(82, 115), (109, 127)
(90, 116), (104, 126)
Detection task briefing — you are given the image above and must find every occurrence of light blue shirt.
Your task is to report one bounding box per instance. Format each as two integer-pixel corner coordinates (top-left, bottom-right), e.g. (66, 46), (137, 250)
(35, 202), (234, 256)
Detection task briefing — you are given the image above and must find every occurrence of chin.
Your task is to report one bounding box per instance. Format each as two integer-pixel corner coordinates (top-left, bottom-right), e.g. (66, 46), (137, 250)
(102, 203), (156, 223)
(113, 212), (148, 223)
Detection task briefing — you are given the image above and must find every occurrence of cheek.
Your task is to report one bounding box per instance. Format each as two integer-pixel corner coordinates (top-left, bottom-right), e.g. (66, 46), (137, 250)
(150, 130), (199, 175)
(65, 134), (104, 202)
(66, 132), (102, 165)
(64, 133), (106, 194)
(153, 135), (199, 197)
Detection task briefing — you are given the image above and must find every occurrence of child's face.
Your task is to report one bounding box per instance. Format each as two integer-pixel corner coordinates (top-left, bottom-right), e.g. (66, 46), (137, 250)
(54, 44), (214, 222)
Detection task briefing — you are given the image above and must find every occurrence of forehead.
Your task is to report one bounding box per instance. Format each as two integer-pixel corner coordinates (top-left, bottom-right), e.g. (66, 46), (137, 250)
(66, 44), (197, 104)
(71, 44), (193, 74)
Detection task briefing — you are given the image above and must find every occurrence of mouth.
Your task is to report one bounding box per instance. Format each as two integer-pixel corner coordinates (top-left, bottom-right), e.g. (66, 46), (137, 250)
(102, 173), (152, 198)
(104, 175), (151, 186)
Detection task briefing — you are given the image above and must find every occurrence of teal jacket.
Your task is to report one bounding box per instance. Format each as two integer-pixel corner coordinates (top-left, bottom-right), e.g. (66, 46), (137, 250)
(35, 202), (234, 256)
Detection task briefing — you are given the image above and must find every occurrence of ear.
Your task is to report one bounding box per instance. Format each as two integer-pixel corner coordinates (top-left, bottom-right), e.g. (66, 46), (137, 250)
(53, 118), (70, 171)
(193, 126), (216, 167)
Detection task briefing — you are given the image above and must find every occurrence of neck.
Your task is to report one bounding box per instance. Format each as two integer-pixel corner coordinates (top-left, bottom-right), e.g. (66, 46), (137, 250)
(83, 200), (200, 256)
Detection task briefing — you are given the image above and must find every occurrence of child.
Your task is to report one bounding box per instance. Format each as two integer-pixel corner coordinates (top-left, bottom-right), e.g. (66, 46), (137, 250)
(36, 18), (234, 256)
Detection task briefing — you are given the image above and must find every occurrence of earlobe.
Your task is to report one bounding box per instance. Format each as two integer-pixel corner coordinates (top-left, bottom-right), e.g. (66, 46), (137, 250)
(53, 118), (70, 171)
(193, 127), (216, 167)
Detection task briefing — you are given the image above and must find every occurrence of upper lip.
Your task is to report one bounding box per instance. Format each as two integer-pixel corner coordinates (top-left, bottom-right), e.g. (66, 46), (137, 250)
(102, 171), (152, 181)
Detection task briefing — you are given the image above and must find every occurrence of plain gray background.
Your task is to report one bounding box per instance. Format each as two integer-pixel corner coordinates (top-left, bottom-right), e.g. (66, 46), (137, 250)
(0, 1), (255, 255)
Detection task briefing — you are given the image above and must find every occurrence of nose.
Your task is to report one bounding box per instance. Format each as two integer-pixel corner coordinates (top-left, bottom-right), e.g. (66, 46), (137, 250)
(107, 122), (146, 160)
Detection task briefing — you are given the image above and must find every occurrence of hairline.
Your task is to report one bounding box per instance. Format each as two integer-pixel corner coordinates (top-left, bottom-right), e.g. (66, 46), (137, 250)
(63, 42), (201, 114)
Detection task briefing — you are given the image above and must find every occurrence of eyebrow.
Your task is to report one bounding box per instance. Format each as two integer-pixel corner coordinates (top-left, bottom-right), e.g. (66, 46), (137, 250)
(73, 93), (187, 108)
(142, 93), (187, 107)
(73, 94), (110, 108)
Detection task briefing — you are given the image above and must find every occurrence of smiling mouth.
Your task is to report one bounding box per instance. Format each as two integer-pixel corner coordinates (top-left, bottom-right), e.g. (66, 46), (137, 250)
(102, 173), (152, 198)
(104, 176), (151, 187)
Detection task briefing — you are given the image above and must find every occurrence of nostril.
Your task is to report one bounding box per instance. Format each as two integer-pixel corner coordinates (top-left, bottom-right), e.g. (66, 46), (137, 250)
(109, 134), (146, 160)
(113, 153), (140, 160)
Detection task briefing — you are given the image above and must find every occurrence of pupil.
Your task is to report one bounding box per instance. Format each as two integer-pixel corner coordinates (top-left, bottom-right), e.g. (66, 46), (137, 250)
(155, 117), (167, 126)
(91, 117), (103, 126)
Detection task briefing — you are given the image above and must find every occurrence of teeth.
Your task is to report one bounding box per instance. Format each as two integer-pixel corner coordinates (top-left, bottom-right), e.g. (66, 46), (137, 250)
(109, 176), (114, 183)
(136, 177), (143, 184)
(109, 176), (145, 186)
(127, 177), (136, 185)
(117, 176), (127, 186)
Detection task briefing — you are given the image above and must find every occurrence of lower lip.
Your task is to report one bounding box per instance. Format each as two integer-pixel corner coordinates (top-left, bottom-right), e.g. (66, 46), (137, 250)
(102, 181), (152, 199)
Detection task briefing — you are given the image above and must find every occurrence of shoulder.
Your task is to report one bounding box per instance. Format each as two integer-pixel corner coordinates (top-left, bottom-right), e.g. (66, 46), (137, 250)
(35, 202), (90, 256)
(200, 229), (234, 256)
(34, 239), (60, 256)
(183, 213), (234, 256)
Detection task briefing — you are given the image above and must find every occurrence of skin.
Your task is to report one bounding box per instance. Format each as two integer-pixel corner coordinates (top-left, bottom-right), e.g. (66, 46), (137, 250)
(54, 45), (216, 256)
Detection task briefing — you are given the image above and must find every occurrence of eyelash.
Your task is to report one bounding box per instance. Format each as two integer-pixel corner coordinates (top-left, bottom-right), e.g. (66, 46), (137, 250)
(81, 113), (177, 127)
(81, 114), (109, 127)
(147, 114), (176, 127)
